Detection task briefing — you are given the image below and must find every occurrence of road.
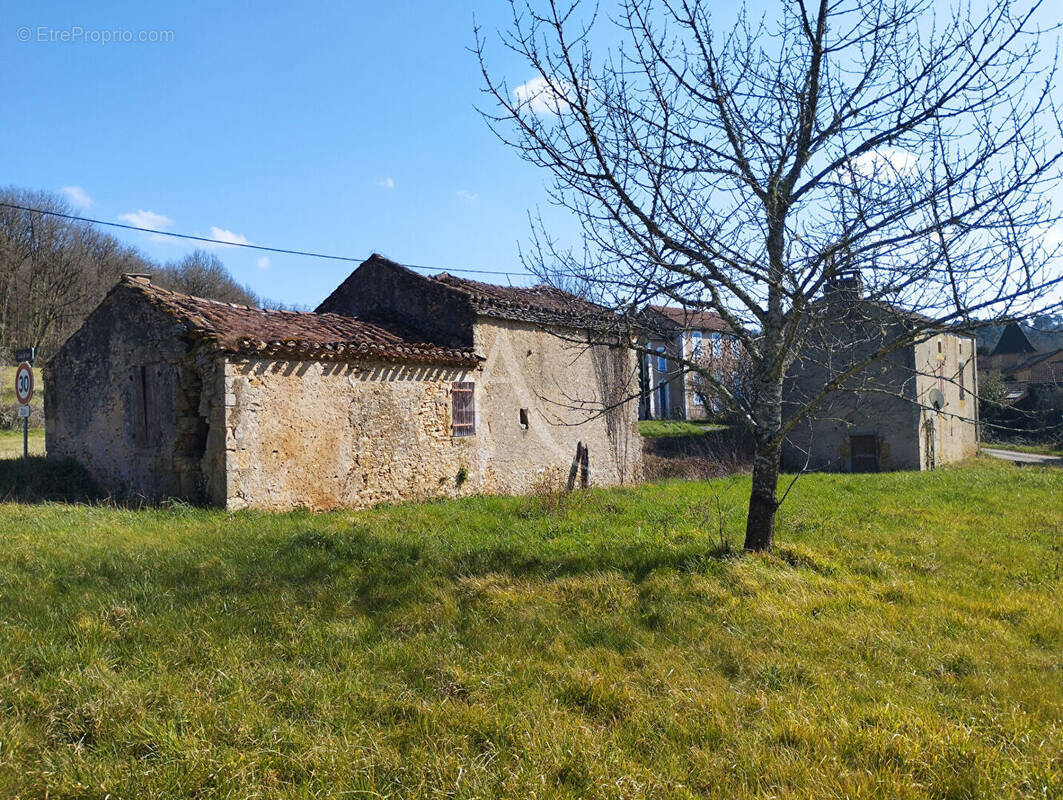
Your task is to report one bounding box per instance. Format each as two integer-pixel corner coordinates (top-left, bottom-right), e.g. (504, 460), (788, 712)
(981, 447), (1063, 466)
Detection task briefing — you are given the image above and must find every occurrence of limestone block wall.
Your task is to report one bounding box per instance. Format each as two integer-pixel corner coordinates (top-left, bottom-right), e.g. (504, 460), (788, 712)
(783, 324), (979, 472)
(471, 318), (642, 491)
(914, 333), (979, 468)
(221, 358), (481, 511)
(220, 320), (642, 511)
(782, 346), (924, 472)
(45, 285), (219, 500)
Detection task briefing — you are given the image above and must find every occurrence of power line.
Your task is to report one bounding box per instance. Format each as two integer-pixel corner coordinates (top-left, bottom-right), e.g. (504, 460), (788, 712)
(0, 201), (532, 279)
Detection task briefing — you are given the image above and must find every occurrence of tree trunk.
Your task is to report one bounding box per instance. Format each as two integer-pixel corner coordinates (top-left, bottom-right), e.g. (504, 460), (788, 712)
(744, 442), (781, 551)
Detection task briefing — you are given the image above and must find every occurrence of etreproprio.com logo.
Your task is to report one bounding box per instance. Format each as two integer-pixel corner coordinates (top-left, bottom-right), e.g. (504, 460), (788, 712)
(16, 26), (175, 44)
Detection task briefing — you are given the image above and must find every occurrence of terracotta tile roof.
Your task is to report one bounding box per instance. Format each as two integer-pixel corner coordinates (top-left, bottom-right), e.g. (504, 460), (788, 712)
(644, 304), (731, 332)
(120, 275), (481, 367)
(432, 272), (616, 327)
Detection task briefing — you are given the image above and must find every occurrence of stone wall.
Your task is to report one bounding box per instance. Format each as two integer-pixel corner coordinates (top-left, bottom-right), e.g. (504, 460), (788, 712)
(221, 358), (480, 511)
(782, 345), (924, 471)
(315, 255), (476, 349)
(914, 333), (979, 468)
(44, 285), (222, 500)
(46, 277), (642, 510)
(220, 318), (641, 511)
(782, 317), (978, 472)
(471, 317), (642, 491)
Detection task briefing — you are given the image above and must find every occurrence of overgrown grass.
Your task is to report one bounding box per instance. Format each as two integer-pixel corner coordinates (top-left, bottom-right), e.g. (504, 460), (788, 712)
(0, 460), (1059, 798)
(638, 419), (729, 438)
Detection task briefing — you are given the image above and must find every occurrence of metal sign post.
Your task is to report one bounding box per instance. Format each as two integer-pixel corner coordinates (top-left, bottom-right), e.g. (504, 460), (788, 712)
(14, 356), (34, 465)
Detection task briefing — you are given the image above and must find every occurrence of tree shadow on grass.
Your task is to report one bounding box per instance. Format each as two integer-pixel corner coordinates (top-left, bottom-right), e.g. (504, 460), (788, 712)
(0, 455), (103, 503)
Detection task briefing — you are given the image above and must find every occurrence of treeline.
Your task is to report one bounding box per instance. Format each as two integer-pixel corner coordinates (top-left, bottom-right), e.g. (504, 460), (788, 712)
(0, 186), (262, 359)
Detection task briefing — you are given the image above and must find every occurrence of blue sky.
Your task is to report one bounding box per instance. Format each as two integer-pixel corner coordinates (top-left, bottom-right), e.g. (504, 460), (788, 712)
(3, 1), (1060, 310)
(1, 1), (570, 306)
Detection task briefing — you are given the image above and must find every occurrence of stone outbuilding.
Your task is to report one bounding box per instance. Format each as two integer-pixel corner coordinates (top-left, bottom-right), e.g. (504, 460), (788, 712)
(782, 273), (979, 472)
(45, 257), (641, 509)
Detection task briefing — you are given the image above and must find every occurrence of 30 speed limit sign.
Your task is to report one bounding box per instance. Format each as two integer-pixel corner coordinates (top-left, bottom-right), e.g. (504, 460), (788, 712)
(14, 362), (33, 406)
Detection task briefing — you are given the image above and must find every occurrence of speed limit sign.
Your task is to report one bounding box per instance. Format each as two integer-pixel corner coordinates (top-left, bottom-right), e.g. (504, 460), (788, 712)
(14, 362), (33, 406)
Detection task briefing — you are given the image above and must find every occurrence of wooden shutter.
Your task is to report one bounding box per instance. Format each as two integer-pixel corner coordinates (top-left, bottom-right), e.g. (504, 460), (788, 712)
(130, 365), (161, 447)
(850, 435), (880, 473)
(451, 381), (475, 437)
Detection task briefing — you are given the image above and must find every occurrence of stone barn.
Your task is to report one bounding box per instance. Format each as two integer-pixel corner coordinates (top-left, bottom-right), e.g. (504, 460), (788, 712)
(45, 258), (641, 509)
(782, 273), (979, 472)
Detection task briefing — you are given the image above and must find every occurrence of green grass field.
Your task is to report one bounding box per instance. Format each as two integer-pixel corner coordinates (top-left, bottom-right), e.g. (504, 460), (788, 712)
(0, 460), (1059, 798)
(638, 419), (729, 438)
(0, 429), (45, 459)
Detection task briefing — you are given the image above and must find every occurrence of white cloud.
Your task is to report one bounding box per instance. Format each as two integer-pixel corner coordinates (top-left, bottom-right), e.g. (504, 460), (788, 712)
(456, 189), (478, 202)
(1040, 222), (1063, 250)
(377, 177), (395, 189)
(118, 209), (174, 230)
(846, 147), (920, 181)
(257, 256), (271, 270)
(60, 186), (92, 209)
(513, 76), (572, 116)
(207, 226), (251, 247)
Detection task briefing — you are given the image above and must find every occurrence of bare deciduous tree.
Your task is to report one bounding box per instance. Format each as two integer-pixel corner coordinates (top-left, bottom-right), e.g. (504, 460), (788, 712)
(154, 250), (260, 307)
(477, 0), (1063, 550)
(0, 188), (260, 357)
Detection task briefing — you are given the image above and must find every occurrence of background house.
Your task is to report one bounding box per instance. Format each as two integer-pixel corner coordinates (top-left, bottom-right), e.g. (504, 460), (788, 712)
(980, 321), (1063, 403)
(637, 305), (734, 420)
(783, 273), (978, 472)
(977, 321), (1063, 442)
(45, 257), (641, 509)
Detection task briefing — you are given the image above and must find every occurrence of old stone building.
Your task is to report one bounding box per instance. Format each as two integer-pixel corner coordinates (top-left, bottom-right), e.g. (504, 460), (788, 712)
(45, 256), (641, 509)
(782, 273), (979, 472)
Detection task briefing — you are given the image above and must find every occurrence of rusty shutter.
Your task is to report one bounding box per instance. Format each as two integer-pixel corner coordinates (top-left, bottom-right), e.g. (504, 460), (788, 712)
(451, 381), (475, 437)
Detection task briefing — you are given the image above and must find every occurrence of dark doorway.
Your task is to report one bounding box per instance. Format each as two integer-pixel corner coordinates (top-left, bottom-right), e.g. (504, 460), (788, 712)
(849, 435), (880, 473)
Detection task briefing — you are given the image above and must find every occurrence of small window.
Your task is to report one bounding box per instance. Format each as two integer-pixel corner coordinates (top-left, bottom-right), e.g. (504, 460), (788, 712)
(959, 360), (966, 401)
(656, 347), (667, 373)
(451, 381), (475, 437)
(711, 331), (722, 357)
(519, 408), (529, 429)
(690, 331), (702, 357)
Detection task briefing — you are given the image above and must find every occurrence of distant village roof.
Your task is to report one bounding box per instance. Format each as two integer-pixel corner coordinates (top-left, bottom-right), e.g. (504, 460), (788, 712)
(119, 275), (481, 366)
(644, 304), (731, 333)
(991, 322), (1038, 356)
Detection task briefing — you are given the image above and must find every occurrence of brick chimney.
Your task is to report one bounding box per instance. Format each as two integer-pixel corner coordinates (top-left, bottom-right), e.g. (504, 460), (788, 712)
(823, 269), (863, 300)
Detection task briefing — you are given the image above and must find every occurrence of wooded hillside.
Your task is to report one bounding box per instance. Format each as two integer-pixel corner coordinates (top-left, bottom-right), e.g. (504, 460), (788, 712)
(0, 187), (260, 359)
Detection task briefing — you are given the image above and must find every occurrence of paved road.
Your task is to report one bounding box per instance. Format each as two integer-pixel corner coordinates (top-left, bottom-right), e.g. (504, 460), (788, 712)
(981, 447), (1063, 466)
